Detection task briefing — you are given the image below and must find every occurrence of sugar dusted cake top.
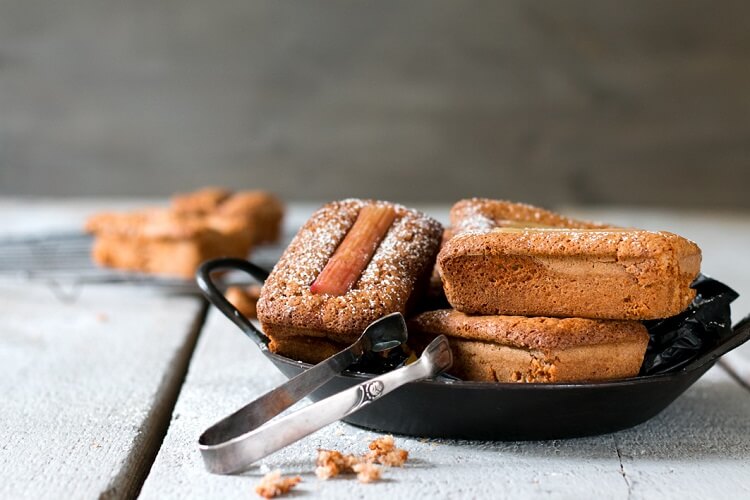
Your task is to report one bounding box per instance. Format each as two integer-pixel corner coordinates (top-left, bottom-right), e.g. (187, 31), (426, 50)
(257, 199), (443, 342)
(450, 198), (610, 233)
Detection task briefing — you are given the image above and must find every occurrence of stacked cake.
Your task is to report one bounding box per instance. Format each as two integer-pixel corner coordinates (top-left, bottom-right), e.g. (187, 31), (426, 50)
(255, 197), (702, 383)
(409, 199), (701, 382)
(86, 187), (283, 279)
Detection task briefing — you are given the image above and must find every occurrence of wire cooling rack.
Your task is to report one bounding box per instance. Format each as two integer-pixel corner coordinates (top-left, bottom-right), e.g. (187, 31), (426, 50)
(0, 232), (284, 301)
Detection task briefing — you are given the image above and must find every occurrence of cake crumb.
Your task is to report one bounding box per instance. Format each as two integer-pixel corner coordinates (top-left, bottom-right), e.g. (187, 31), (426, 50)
(254, 470), (301, 498)
(366, 435), (409, 466)
(314, 436), (408, 484)
(315, 449), (360, 480)
(352, 462), (382, 483)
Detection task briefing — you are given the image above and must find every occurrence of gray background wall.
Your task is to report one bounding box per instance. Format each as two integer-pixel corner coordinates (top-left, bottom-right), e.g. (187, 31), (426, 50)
(1, 1), (749, 208)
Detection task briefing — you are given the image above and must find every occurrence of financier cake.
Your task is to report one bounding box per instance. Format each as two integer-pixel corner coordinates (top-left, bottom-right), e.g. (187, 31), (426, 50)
(256, 199), (443, 355)
(424, 199), (611, 312)
(409, 309), (650, 382)
(438, 199), (701, 320)
(171, 187), (284, 245)
(86, 187), (284, 279)
(86, 208), (253, 279)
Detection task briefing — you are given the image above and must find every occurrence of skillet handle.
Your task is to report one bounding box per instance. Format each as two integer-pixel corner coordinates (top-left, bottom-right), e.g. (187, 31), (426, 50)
(196, 257), (270, 348)
(683, 314), (750, 373)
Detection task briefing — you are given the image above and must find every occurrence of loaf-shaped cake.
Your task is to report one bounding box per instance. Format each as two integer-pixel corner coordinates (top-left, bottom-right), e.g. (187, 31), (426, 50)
(409, 309), (650, 382)
(86, 209), (253, 279)
(86, 188), (283, 279)
(256, 199), (443, 349)
(171, 187), (284, 245)
(438, 199), (701, 320)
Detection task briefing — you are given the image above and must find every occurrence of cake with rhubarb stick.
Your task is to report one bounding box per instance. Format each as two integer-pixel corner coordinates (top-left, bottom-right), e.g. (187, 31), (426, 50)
(256, 199), (442, 356)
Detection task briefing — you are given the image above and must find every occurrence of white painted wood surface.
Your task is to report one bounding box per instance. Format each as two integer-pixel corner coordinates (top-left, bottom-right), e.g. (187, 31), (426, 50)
(0, 283), (204, 499)
(142, 206), (750, 499)
(140, 311), (750, 500)
(2, 200), (750, 499)
(0, 200), (205, 499)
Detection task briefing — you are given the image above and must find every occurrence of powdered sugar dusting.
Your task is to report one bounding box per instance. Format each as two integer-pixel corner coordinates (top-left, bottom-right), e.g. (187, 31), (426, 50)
(257, 199), (442, 340)
(449, 198), (610, 234)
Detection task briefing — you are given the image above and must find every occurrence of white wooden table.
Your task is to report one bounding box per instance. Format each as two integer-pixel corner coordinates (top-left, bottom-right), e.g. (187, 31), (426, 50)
(2, 199), (750, 500)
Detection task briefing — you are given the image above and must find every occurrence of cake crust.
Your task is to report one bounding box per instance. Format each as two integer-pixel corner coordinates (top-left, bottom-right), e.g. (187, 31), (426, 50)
(410, 309), (648, 351)
(409, 309), (650, 382)
(438, 227), (701, 320)
(170, 186), (231, 214)
(257, 199), (442, 344)
(215, 191), (284, 244)
(439, 198), (701, 321)
(450, 198), (611, 233)
(86, 188), (283, 278)
(171, 188), (284, 244)
(86, 208), (253, 279)
(267, 335), (346, 364)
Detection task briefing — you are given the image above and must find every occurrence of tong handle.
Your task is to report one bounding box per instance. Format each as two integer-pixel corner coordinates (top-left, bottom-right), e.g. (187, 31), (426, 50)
(196, 258), (270, 347)
(199, 335), (452, 475)
(199, 343), (361, 447)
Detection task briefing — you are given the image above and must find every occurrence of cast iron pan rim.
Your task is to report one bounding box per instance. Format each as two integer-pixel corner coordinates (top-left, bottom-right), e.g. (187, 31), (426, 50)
(197, 257), (749, 390)
(262, 349), (716, 390)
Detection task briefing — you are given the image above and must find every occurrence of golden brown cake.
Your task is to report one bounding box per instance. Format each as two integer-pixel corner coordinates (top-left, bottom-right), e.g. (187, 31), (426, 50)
(256, 199), (442, 348)
(172, 188), (284, 245)
(86, 208), (252, 279)
(449, 198), (611, 233)
(409, 309), (650, 382)
(439, 199), (701, 320)
(225, 284), (262, 319)
(86, 187), (283, 278)
(170, 186), (231, 214)
(438, 227), (701, 320)
(267, 335), (347, 364)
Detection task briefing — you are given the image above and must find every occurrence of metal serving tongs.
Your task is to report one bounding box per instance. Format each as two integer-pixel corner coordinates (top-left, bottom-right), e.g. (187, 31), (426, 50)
(195, 258), (453, 475)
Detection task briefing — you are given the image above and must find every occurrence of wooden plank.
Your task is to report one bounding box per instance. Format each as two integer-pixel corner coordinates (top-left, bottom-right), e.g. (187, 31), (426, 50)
(139, 308), (629, 499)
(0, 282), (204, 499)
(141, 309), (750, 499)
(614, 366), (750, 499)
(141, 207), (750, 498)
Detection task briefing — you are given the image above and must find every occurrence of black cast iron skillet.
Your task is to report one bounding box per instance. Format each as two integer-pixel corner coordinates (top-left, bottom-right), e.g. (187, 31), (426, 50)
(197, 258), (750, 440)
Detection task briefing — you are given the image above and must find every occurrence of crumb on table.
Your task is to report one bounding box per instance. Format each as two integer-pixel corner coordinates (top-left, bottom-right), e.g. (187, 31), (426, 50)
(366, 435), (409, 466)
(315, 449), (360, 480)
(254, 470), (301, 498)
(314, 435), (408, 484)
(352, 462), (382, 483)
